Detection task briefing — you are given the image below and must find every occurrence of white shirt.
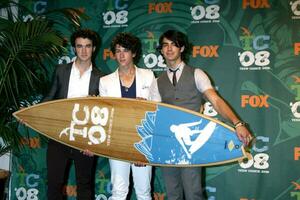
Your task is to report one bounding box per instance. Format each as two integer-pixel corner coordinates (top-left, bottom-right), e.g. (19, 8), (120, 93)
(150, 62), (213, 102)
(67, 62), (92, 98)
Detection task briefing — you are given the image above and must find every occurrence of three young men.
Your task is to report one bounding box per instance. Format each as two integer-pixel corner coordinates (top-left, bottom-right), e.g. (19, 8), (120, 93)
(42, 29), (251, 199)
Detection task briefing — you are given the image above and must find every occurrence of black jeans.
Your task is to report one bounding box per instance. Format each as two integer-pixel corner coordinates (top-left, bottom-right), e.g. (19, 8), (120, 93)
(47, 140), (95, 200)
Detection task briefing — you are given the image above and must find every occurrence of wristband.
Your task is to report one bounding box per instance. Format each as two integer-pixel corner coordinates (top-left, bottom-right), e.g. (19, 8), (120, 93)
(234, 121), (246, 129)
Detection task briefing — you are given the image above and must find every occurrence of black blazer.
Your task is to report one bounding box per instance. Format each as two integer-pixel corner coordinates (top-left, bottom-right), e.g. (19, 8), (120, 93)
(43, 62), (102, 102)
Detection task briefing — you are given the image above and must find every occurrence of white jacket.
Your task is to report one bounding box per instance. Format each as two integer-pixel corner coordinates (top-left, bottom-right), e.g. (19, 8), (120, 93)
(99, 66), (155, 100)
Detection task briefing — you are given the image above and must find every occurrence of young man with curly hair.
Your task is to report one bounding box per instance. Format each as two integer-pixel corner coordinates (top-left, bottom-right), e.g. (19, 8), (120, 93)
(99, 32), (154, 200)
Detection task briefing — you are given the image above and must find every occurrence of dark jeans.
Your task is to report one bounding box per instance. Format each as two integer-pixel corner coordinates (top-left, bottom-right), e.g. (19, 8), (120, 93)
(47, 140), (95, 200)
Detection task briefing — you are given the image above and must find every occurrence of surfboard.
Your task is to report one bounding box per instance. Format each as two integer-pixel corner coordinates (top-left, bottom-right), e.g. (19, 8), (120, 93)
(13, 97), (247, 167)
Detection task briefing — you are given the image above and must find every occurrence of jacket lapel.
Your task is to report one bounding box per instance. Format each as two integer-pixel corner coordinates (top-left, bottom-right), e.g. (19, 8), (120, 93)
(62, 63), (72, 98)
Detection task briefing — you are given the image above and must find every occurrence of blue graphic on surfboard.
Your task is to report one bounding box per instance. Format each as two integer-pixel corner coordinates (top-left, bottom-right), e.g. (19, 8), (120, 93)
(134, 105), (244, 165)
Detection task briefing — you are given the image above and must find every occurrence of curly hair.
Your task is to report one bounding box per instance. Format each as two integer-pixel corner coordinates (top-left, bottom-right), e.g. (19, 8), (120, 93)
(157, 30), (190, 62)
(110, 32), (142, 64)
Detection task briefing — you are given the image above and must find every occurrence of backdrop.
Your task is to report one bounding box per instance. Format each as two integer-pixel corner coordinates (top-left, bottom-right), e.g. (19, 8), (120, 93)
(9, 0), (300, 199)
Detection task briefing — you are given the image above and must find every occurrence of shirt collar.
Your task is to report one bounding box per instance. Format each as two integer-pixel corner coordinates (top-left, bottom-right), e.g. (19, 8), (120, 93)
(167, 62), (185, 72)
(72, 62), (93, 75)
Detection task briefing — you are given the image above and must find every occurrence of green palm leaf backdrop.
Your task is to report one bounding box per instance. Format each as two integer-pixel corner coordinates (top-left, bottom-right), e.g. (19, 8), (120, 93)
(0, 0), (87, 155)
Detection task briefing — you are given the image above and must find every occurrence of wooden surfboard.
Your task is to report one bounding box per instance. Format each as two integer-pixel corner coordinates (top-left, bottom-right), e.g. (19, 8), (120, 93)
(13, 97), (247, 167)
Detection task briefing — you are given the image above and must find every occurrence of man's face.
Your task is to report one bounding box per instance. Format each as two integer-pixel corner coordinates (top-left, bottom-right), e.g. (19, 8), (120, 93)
(74, 37), (95, 63)
(114, 44), (135, 68)
(160, 37), (184, 65)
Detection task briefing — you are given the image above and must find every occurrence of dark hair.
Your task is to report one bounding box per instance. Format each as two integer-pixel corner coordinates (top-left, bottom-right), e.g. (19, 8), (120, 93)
(70, 29), (101, 48)
(157, 30), (190, 62)
(110, 32), (142, 64)
(71, 29), (101, 48)
(70, 29), (101, 62)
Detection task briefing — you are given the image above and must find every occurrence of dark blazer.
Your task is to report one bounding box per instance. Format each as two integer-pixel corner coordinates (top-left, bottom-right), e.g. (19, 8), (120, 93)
(43, 62), (102, 101)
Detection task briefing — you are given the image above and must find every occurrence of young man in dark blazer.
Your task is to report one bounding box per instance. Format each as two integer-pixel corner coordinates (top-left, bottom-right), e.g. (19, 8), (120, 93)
(43, 29), (102, 200)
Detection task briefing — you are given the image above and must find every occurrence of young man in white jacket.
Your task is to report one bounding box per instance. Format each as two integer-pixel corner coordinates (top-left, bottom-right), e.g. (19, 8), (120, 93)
(99, 32), (154, 200)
